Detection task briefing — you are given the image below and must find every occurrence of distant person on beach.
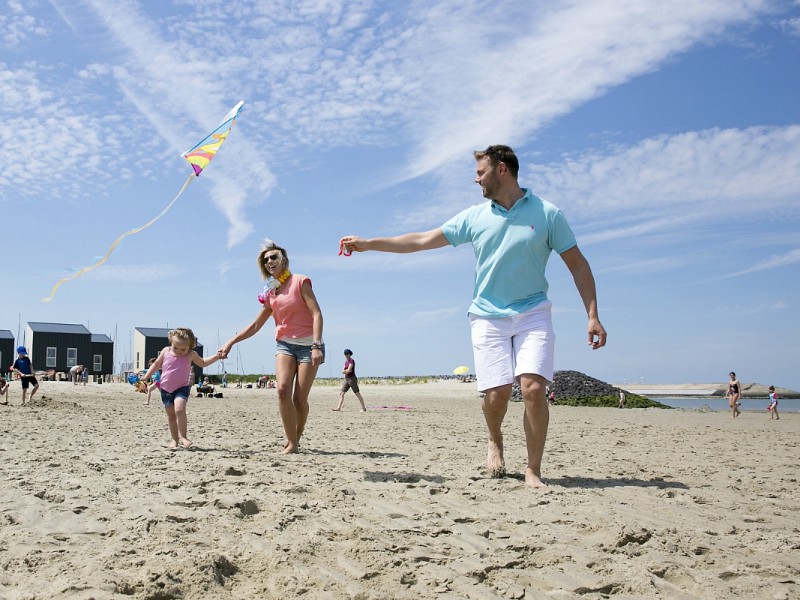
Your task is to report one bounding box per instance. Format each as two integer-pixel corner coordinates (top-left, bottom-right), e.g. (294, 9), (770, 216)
(69, 364), (83, 385)
(11, 346), (38, 405)
(221, 371), (228, 388)
(767, 386), (780, 420)
(219, 239), (325, 455)
(618, 389), (626, 408)
(144, 357), (161, 406)
(728, 372), (741, 418)
(339, 144), (606, 488)
(139, 328), (222, 450)
(334, 349), (366, 412)
(82, 367), (88, 385)
(0, 378), (8, 405)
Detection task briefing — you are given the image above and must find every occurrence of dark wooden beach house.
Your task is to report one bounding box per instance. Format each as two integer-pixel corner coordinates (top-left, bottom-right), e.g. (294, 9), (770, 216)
(25, 322), (92, 375)
(90, 333), (114, 377)
(134, 327), (205, 384)
(0, 330), (14, 375)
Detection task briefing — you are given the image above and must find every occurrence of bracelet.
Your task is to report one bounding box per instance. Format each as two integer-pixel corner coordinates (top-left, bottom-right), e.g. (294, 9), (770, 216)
(310, 344), (322, 350)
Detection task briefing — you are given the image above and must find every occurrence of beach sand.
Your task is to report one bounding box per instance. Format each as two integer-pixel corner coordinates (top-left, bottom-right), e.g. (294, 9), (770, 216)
(0, 379), (797, 599)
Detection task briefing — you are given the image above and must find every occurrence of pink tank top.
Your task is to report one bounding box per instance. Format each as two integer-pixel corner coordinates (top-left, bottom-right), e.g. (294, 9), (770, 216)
(264, 274), (315, 341)
(158, 349), (192, 393)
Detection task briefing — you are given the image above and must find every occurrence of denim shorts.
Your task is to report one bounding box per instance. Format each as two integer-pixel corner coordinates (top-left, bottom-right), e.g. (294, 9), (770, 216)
(160, 385), (191, 407)
(275, 340), (325, 364)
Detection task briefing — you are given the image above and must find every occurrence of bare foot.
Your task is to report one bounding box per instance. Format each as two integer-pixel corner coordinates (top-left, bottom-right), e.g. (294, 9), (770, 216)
(166, 440), (178, 450)
(487, 441), (505, 478)
(143, 401), (150, 406)
(180, 437), (193, 449)
(332, 408), (340, 411)
(524, 468), (548, 488)
(281, 441), (299, 454)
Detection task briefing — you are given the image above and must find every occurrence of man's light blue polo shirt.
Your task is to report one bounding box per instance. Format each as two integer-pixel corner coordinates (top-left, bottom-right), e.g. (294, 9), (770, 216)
(441, 188), (577, 318)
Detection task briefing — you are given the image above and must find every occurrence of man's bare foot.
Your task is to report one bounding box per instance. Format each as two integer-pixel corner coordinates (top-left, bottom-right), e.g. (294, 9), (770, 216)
(180, 437), (193, 449)
(332, 408), (340, 411)
(524, 468), (548, 488)
(487, 441), (505, 478)
(166, 440), (178, 450)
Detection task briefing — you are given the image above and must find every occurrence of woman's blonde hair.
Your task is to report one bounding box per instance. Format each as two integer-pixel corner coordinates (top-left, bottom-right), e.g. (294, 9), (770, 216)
(168, 327), (197, 349)
(257, 238), (289, 280)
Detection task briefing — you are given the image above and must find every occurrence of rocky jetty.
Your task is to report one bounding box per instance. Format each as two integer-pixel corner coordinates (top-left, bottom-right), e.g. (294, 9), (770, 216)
(511, 370), (669, 408)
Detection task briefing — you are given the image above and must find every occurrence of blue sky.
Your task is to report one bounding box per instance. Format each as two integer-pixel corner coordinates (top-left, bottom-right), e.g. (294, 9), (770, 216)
(2, 0), (798, 389)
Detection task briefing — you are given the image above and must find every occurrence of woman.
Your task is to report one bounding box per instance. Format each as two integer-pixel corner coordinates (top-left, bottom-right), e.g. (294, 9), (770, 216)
(220, 240), (325, 454)
(727, 371), (741, 419)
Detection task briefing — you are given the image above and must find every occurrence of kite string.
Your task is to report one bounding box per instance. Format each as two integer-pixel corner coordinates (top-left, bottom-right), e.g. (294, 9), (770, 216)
(41, 174), (195, 302)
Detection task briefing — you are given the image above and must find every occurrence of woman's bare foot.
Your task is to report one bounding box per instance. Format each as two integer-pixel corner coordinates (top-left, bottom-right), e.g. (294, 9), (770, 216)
(524, 467), (547, 488)
(166, 440), (178, 450)
(487, 441), (505, 478)
(180, 437), (193, 449)
(281, 441), (299, 454)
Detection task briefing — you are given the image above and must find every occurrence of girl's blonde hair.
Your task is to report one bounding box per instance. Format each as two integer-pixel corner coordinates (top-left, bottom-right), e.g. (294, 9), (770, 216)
(168, 327), (197, 349)
(257, 238), (289, 280)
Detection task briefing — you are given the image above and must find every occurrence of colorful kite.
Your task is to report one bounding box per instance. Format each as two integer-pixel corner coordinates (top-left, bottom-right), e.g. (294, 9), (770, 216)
(42, 100), (245, 302)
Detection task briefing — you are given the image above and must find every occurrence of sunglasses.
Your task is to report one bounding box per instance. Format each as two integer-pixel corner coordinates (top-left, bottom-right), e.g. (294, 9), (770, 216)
(263, 252), (282, 262)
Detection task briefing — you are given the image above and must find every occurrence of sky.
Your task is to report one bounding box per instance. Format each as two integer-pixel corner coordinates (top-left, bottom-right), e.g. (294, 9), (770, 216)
(1, 0), (799, 389)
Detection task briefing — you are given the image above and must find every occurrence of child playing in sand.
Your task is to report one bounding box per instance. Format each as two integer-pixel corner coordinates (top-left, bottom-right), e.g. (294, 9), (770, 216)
(11, 346), (38, 405)
(139, 328), (222, 449)
(0, 378), (8, 405)
(767, 386), (780, 420)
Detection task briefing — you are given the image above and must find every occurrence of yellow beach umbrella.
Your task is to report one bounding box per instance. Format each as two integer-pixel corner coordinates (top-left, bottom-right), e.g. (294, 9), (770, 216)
(453, 366), (470, 375)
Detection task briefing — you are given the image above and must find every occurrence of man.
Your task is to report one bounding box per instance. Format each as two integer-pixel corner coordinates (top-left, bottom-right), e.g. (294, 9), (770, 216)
(12, 346), (39, 405)
(339, 145), (606, 487)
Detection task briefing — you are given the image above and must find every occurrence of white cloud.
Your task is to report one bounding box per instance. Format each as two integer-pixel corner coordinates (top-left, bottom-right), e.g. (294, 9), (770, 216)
(727, 248), (800, 277)
(529, 125), (800, 237)
(0, 1), (47, 46)
(399, 0), (775, 180)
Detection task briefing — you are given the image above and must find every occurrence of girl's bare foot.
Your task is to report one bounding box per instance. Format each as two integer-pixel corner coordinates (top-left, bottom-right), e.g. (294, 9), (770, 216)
(166, 440), (178, 450)
(180, 437), (193, 449)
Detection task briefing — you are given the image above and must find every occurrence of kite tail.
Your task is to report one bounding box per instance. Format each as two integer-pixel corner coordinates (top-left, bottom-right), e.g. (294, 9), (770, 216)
(42, 174), (195, 302)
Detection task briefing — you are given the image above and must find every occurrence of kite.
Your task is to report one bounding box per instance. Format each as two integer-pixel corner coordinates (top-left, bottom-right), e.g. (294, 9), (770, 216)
(42, 100), (245, 302)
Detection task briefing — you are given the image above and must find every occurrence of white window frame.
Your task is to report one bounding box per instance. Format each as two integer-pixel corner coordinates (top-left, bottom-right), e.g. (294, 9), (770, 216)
(67, 348), (78, 368)
(93, 354), (102, 372)
(46, 347), (57, 368)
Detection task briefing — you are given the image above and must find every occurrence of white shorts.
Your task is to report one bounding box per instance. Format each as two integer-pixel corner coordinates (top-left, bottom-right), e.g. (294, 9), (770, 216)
(469, 301), (555, 392)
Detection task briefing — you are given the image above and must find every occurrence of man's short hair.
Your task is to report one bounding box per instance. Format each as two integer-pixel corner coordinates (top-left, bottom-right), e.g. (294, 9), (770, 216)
(474, 145), (519, 178)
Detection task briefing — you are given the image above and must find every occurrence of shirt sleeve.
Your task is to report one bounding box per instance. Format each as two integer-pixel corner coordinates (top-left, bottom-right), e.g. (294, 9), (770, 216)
(549, 209), (577, 254)
(441, 206), (475, 247)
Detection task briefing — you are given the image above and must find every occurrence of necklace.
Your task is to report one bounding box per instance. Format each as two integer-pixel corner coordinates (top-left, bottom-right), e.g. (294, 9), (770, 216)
(258, 269), (292, 304)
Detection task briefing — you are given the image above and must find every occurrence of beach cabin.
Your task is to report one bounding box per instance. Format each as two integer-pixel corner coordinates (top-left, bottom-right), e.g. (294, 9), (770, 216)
(90, 333), (114, 377)
(134, 327), (205, 384)
(25, 322), (92, 375)
(0, 330), (14, 376)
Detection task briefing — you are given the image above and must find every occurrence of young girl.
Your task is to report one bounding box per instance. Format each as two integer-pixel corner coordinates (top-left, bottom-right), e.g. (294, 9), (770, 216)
(140, 328), (221, 449)
(768, 386), (780, 420)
